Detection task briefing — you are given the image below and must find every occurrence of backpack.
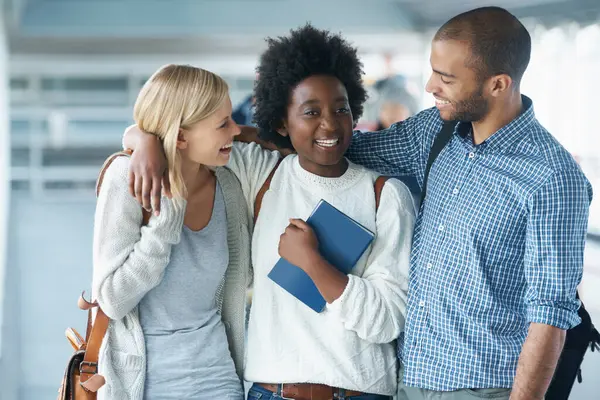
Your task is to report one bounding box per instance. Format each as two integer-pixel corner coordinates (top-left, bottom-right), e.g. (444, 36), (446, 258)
(424, 121), (600, 400)
(57, 151), (150, 400)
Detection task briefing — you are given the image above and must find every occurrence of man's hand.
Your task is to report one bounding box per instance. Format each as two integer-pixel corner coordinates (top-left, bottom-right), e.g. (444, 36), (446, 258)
(123, 125), (171, 215)
(278, 219), (320, 271)
(510, 323), (566, 400)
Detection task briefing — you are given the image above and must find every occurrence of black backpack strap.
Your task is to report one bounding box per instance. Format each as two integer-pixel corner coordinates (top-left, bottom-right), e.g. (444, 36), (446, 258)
(421, 120), (458, 201)
(591, 325), (600, 352)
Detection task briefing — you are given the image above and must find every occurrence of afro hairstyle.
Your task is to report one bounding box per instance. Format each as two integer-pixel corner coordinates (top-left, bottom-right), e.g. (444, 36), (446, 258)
(253, 24), (368, 149)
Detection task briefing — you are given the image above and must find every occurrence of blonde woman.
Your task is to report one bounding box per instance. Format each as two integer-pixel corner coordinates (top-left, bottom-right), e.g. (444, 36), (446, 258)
(92, 64), (250, 400)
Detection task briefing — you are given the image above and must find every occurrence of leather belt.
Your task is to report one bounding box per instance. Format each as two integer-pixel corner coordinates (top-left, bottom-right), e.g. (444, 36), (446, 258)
(256, 383), (365, 400)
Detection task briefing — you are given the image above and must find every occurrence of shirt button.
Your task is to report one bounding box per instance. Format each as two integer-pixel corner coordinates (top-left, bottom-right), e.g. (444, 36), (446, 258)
(427, 262), (433, 269)
(438, 224), (445, 232)
(452, 188), (459, 195)
(468, 152), (475, 159)
(419, 300), (426, 307)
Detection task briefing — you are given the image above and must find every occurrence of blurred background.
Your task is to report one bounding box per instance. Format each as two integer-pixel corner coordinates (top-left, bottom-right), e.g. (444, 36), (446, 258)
(0, 0), (599, 399)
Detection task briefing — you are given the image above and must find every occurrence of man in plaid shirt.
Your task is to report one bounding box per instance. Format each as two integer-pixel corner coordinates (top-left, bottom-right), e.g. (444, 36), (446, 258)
(348, 6), (592, 400)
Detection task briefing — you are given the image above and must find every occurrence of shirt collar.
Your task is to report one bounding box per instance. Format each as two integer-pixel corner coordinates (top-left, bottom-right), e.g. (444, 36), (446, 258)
(454, 95), (535, 152)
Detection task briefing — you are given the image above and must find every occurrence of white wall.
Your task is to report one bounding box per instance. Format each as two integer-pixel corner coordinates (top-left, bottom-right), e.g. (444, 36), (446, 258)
(0, 9), (17, 400)
(0, 2), (9, 349)
(10, 192), (96, 399)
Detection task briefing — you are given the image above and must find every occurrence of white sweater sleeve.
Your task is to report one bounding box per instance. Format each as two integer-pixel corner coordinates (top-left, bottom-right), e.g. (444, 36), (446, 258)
(327, 179), (415, 343)
(227, 142), (281, 215)
(92, 157), (185, 320)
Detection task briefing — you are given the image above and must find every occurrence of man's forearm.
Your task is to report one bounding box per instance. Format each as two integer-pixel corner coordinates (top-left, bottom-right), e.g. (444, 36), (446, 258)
(510, 323), (566, 400)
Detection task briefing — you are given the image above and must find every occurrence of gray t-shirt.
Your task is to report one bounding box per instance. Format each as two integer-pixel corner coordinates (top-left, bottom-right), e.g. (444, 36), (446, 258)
(139, 183), (243, 400)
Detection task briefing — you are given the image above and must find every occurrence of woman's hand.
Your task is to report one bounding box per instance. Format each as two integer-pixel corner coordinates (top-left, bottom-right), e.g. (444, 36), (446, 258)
(278, 219), (321, 271)
(123, 125), (171, 215)
(278, 218), (349, 303)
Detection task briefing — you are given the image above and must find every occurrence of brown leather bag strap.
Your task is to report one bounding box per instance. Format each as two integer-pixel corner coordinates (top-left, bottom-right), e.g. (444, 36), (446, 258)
(79, 292), (95, 344)
(254, 158), (283, 223)
(79, 308), (109, 392)
(374, 176), (389, 211)
(77, 293), (109, 391)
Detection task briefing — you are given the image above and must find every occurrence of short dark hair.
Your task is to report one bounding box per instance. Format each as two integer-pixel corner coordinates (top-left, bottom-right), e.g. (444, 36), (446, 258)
(253, 24), (368, 149)
(434, 6), (531, 86)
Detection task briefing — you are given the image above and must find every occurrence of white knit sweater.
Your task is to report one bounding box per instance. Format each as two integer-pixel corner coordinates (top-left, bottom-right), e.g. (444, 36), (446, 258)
(228, 143), (416, 396)
(91, 157), (251, 400)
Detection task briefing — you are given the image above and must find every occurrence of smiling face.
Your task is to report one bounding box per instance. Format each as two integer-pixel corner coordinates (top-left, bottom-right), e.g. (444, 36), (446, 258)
(278, 75), (354, 177)
(278, 75), (354, 176)
(178, 96), (240, 167)
(425, 39), (491, 122)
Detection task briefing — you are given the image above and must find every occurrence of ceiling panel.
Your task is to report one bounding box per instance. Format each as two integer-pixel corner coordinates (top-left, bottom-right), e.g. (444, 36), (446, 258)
(17, 0), (416, 37)
(6, 0), (600, 56)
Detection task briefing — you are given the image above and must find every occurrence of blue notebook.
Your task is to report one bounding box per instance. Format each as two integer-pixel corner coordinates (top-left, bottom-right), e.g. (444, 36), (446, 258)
(267, 200), (375, 312)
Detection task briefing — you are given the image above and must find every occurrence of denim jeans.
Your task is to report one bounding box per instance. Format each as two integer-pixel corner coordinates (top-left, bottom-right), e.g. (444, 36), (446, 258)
(247, 383), (392, 400)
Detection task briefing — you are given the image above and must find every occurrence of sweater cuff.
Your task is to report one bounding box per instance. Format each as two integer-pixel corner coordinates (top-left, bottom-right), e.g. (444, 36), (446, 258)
(326, 274), (358, 315)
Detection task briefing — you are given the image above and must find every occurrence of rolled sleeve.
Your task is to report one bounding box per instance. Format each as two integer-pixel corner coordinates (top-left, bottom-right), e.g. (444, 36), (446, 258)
(524, 168), (592, 329)
(327, 273), (357, 314)
(526, 302), (582, 330)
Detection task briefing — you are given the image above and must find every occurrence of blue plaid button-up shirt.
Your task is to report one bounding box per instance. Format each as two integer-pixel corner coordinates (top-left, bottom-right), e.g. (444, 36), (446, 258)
(347, 96), (592, 391)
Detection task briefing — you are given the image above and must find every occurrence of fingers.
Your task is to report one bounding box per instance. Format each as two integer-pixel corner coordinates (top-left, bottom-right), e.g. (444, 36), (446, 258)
(128, 169), (136, 198)
(141, 177), (152, 211)
(130, 164), (161, 215)
(288, 218), (310, 231)
(151, 177), (162, 216)
(134, 175), (144, 206)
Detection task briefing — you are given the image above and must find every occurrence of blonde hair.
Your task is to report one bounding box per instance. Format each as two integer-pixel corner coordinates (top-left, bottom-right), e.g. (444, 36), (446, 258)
(133, 64), (229, 200)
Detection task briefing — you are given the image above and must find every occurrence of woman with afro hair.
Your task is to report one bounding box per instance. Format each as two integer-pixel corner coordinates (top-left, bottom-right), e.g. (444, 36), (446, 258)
(124, 24), (415, 400)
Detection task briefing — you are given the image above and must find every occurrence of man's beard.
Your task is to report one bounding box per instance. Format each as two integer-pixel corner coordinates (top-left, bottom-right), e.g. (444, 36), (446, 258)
(449, 84), (489, 122)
